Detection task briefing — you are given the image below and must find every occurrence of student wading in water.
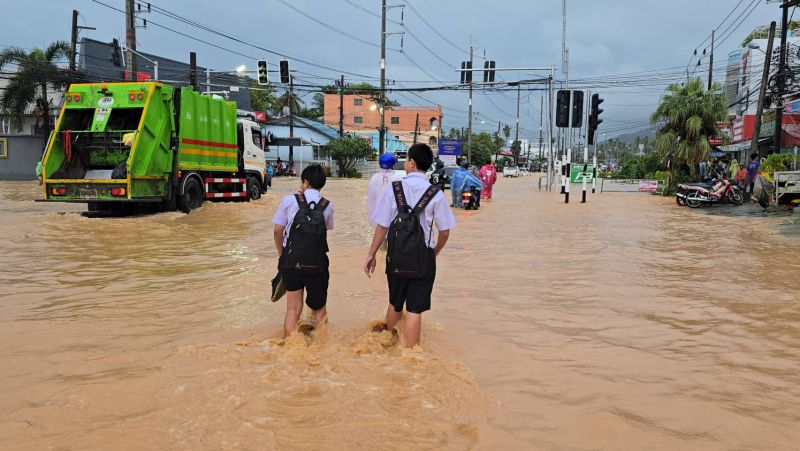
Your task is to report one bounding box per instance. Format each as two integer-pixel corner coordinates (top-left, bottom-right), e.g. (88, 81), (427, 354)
(272, 164), (334, 338)
(364, 144), (456, 347)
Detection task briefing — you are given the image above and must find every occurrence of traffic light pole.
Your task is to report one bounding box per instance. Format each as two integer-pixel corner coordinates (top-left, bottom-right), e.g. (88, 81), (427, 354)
(565, 90), (572, 204)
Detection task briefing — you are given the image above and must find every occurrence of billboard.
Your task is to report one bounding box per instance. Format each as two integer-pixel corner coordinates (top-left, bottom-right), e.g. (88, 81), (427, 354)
(438, 139), (462, 155)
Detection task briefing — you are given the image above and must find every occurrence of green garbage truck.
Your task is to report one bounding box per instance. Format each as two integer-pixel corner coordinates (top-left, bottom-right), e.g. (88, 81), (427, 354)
(39, 82), (268, 213)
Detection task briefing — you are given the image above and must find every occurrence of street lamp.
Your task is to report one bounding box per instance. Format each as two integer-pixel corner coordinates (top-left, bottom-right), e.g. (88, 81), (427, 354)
(235, 64), (247, 74)
(123, 47), (158, 80)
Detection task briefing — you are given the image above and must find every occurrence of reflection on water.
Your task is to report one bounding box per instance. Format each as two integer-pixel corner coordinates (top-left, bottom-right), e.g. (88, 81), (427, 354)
(0, 178), (798, 449)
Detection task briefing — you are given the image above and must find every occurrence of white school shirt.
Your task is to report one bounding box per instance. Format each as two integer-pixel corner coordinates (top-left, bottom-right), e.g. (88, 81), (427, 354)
(272, 189), (334, 246)
(367, 169), (403, 229)
(371, 172), (456, 248)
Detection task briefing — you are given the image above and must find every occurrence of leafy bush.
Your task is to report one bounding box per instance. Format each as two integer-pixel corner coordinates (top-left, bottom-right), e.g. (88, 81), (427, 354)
(327, 136), (372, 178)
(760, 153), (793, 181)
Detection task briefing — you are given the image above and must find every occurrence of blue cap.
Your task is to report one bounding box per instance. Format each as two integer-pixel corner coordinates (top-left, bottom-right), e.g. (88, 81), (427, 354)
(379, 153), (398, 169)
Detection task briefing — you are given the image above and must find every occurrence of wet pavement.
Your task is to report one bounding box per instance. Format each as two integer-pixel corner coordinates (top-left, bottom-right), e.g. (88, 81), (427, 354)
(1, 176), (798, 450)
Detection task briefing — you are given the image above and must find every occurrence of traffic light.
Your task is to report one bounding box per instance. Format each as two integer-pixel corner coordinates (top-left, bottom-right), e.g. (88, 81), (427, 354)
(279, 60), (290, 84)
(556, 90), (570, 128)
(572, 90), (584, 128)
(483, 60), (496, 83)
(257, 60), (268, 85)
(588, 93), (604, 145)
(111, 38), (122, 66)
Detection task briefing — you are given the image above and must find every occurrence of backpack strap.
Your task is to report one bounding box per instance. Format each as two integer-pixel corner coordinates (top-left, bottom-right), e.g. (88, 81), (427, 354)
(294, 193), (308, 209)
(316, 197), (330, 211)
(412, 185), (441, 214)
(391, 181), (409, 212)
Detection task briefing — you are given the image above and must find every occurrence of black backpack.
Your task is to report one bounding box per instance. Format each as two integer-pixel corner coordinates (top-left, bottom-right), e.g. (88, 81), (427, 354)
(386, 181), (440, 278)
(280, 194), (330, 274)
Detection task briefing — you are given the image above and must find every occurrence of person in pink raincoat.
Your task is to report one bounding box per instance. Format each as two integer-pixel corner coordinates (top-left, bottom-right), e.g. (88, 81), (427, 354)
(478, 160), (497, 199)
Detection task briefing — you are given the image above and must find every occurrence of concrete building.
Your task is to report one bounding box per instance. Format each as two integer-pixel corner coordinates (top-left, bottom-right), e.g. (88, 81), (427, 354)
(723, 32), (800, 156)
(79, 38), (252, 110)
(322, 93), (442, 148)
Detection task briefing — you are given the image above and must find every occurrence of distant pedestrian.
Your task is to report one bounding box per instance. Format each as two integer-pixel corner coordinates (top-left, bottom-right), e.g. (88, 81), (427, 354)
(478, 159), (497, 199)
(367, 153), (402, 229)
(699, 160), (708, 179)
(747, 152), (760, 193)
(35, 160), (43, 185)
(429, 161), (446, 191)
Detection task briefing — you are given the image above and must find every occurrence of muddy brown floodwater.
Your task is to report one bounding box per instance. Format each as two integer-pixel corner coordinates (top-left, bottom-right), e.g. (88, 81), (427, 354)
(0, 176), (799, 450)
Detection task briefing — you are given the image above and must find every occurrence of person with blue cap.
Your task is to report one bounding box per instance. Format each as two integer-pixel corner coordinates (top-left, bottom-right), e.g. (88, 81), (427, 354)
(367, 152), (403, 229)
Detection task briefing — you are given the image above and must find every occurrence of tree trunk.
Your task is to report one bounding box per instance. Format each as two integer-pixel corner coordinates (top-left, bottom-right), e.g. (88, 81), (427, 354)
(40, 82), (51, 137)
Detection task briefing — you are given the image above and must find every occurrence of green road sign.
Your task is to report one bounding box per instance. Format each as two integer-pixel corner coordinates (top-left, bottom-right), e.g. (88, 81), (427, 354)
(569, 164), (595, 183)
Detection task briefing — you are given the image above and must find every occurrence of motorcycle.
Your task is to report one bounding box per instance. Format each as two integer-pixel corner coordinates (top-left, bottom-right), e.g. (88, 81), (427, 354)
(676, 177), (744, 208)
(462, 187), (481, 210)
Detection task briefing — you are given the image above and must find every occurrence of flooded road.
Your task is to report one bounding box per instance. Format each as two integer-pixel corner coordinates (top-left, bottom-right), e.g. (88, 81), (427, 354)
(1, 177), (798, 450)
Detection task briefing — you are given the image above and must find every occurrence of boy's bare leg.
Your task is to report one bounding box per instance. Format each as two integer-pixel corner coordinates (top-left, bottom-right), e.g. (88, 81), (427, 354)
(312, 306), (327, 326)
(384, 305), (402, 330)
(403, 312), (422, 348)
(284, 289), (304, 338)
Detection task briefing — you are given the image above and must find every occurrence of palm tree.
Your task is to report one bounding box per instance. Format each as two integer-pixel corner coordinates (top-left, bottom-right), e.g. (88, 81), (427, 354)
(650, 78), (727, 182)
(0, 41), (71, 136)
(274, 90), (303, 116)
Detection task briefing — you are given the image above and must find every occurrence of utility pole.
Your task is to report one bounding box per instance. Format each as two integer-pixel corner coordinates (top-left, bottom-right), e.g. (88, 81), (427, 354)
(514, 81), (521, 166)
(539, 96), (544, 161)
(775, 0), (792, 153)
(467, 45), (474, 164)
(379, 0), (387, 156)
(70, 10), (79, 71)
(413, 113), (419, 144)
(289, 75), (295, 164)
(752, 21), (777, 159)
(189, 52), (197, 91)
(206, 68), (211, 93)
(707, 29), (715, 91)
(125, 0), (136, 80)
(547, 69), (555, 191)
(338, 74), (345, 137)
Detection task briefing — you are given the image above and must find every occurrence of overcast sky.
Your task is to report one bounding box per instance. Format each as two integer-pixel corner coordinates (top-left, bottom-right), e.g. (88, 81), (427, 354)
(2, 0), (781, 139)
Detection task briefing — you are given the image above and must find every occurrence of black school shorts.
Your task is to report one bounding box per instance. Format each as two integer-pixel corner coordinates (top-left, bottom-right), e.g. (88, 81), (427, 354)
(387, 249), (436, 314)
(282, 259), (329, 311)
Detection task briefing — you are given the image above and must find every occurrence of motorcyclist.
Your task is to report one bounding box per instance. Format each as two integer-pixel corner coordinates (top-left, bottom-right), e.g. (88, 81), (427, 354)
(367, 152), (403, 229)
(429, 161), (446, 191)
(451, 161), (483, 208)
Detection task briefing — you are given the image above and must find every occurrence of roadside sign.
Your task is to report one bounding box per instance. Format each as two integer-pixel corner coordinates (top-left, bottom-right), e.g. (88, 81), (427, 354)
(569, 164), (595, 183)
(638, 180), (659, 192)
(440, 155), (457, 165)
(438, 139), (462, 156)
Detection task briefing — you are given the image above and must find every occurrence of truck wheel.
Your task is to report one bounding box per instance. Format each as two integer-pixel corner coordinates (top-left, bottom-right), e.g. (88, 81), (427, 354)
(247, 176), (261, 201)
(178, 178), (204, 213)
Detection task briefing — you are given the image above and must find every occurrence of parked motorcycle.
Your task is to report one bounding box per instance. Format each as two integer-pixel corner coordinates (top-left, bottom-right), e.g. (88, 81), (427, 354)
(676, 177), (744, 208)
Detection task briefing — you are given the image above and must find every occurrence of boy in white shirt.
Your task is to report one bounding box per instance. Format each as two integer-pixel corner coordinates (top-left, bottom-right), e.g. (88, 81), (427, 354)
(363, 144), (456, 347)
(272, 164), (334, 338)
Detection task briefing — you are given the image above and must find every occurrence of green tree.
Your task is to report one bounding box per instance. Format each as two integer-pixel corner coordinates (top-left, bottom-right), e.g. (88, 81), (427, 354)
(0, 41), (71, 135)
(650, 78), (727, 182)
(327, 136), (372, 177)
(465, 132), (499, 166)
(275, 88), (303, 117)
(511, 139), (522, 165)
(249, 79), (279, 113)
(502, 124), (511, 140)
(296, 93), (325, 121)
